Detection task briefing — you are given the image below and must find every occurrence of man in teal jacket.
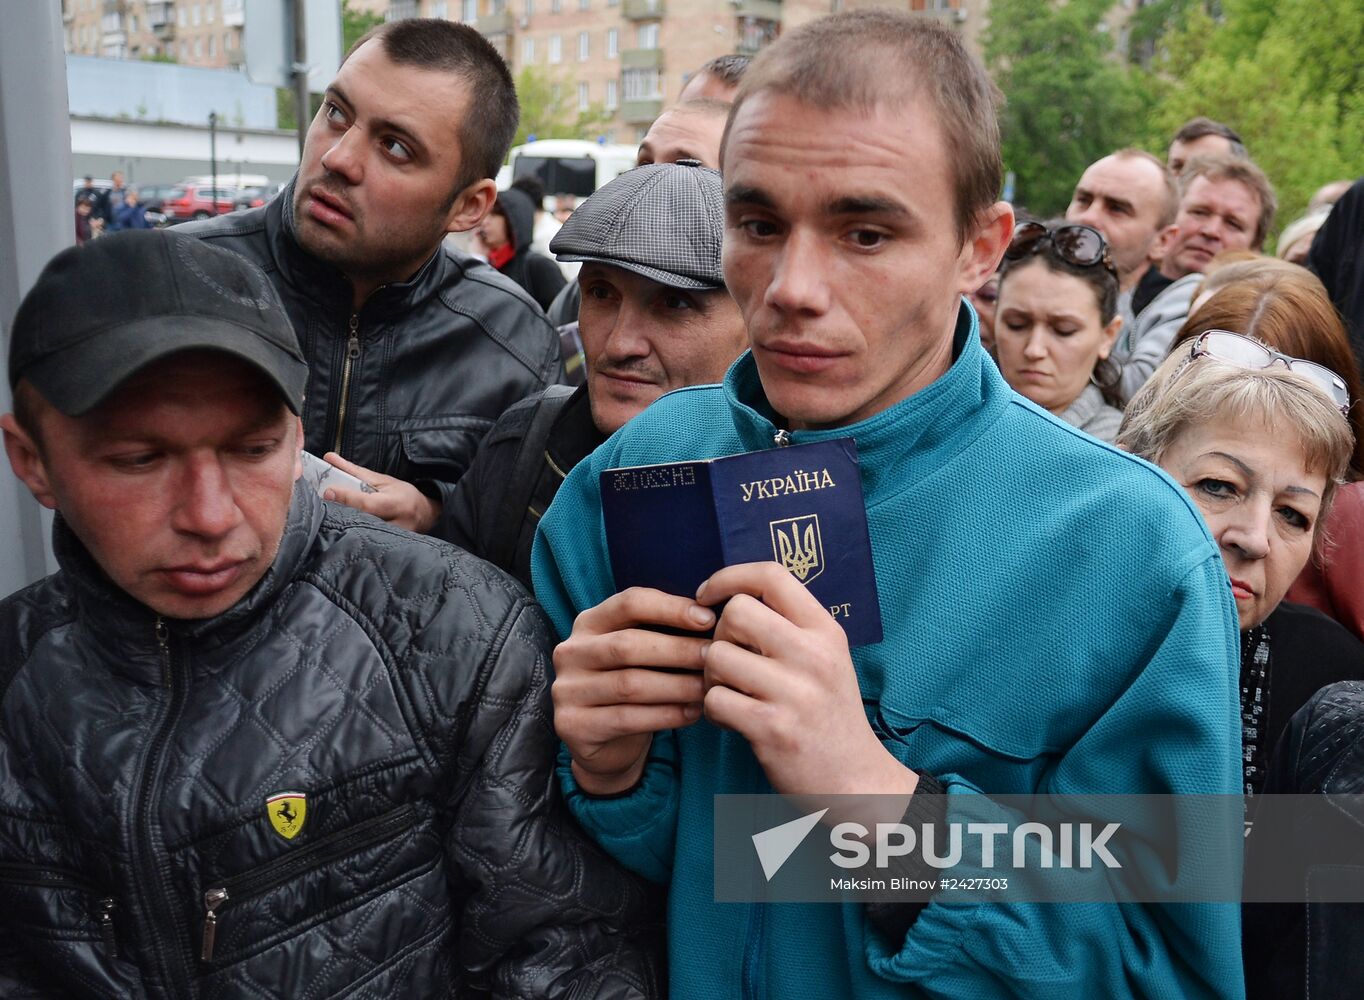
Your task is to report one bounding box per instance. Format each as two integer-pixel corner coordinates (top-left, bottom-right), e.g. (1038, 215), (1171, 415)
(533, 10), (1243, 998)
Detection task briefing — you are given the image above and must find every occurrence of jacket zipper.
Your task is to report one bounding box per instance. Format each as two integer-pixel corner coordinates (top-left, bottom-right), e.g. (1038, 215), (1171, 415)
(130, 616), (193, 995)
(773, 429), (792, 447)
(200, 803), (417, 963)
(0, 863), (119, 957)
(332, 313), (361, 454)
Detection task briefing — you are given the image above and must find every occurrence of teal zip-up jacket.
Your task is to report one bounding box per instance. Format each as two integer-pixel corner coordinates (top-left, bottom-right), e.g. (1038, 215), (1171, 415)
(532, 307), (1244, 999)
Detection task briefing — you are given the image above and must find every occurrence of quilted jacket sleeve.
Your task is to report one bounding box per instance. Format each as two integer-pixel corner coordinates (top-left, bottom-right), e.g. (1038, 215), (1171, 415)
(413, 568), (663, 998)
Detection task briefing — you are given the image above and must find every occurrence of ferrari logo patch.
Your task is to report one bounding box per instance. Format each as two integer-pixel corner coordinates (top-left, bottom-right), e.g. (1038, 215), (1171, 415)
(266, 791), (307, 841)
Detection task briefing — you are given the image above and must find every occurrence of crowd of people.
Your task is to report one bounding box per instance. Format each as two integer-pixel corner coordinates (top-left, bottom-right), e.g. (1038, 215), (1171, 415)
(3, 9), (1363, 998)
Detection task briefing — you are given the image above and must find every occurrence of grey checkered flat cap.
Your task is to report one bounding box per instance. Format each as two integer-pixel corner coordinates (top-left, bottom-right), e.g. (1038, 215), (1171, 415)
(550, 161), (724, 290)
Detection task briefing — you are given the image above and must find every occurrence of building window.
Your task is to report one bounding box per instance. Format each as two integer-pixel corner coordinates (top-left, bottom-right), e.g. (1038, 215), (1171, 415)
(208, 34), (216, 56)
(606, 27), (618, 57)
(737, 17), (778, 54)
(522, 36), (535, 62)
(462, 0), (478, 20)
(577, 31), (589, 60)
(192, 4), (201, 26)
(206, 2), (214, 22)
(551, 0), (561, 11)
(178, 6), (187, 25)
(524, 0), (533, 15)
(605, 78), (618, 110)
(578, 81), (589, 112)
(579, 0), (589, 8)
(432, 0), (449, 17)
(622, 67), (660, 100)
(548, 33), (561, 63)
(129, 14), (138, 31)
(194, 36), (203, 58)
(637, 22), (658, 49)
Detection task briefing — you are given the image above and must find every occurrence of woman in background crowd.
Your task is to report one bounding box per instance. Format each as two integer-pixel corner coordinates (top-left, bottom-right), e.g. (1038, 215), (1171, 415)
(1118, 338), (1362, 797)
(994, 221), (1124, 442)
(1172, 261), (1364, 641)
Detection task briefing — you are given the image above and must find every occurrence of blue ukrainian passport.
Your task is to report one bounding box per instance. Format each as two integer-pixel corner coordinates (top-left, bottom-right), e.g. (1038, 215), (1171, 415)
(600, 438), (883, 646)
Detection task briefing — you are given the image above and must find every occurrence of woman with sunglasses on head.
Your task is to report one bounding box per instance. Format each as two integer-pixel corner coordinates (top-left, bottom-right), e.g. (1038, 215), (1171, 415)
(1172, 263), (1364, 643)
(993, 221), (1125, 442)
(1117, 336), (1364, 801)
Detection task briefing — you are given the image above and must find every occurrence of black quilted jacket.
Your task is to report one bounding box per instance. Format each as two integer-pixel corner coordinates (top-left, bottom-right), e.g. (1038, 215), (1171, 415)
(0, 488), (660, 999)
(181, 184), (564, 507)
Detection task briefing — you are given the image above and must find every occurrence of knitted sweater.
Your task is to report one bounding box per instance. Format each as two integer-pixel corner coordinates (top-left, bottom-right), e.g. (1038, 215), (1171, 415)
(532, 305), (1244, 999)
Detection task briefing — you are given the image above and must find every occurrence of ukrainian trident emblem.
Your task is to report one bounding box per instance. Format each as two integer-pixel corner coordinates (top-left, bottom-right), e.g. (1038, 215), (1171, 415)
(769, 514), (824, 585)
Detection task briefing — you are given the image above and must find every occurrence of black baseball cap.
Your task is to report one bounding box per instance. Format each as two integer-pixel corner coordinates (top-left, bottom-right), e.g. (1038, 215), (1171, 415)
(8, 230), (308, 416)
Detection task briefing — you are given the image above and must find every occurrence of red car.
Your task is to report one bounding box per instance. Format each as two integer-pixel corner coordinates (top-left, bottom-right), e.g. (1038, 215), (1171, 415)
(162, 184), (238, 222)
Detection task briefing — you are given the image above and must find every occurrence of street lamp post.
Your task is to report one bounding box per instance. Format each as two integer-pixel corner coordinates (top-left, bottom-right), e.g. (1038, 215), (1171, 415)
(209, 111), (219, 216)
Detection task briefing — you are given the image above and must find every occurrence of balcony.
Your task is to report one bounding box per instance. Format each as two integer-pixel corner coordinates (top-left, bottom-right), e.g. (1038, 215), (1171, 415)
(622, 0), (664, 21)
(621, 97), (662, 124)
(62, 2), (74, 23)
(146, 1), (173, 28)
(910, 7), (967, 27)
(103, 0), (125, 12)
(620, 48), (663, 70)
(733, 0), (781, 20)
(477, 10), (514, 35)
(222, 0), (245, 27)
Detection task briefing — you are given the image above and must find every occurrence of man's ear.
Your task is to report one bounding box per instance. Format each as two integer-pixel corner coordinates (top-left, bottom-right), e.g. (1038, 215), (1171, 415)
(1, 413), (58, 510)
(291, 416), (305, 483)
(1149, 223), (1180, 264)
(957, 201), (1014, 296)
(443, 178), (498, 235)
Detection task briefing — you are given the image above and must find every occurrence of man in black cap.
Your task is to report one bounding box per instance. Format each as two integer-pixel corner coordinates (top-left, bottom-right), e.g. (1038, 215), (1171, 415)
(0, 229), (658, 998)
(184, 18), (562, 536)
(432, 162), (747, 588)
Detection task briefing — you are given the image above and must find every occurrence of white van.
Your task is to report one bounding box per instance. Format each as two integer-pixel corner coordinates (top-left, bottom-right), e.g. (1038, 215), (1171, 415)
(505, 139), (639, 201)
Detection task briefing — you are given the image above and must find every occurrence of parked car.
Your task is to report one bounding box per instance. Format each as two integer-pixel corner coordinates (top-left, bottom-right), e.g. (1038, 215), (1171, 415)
(233, 183), (284, 212)
(134, 183), (181, 213)
(161, 184), (238, 222)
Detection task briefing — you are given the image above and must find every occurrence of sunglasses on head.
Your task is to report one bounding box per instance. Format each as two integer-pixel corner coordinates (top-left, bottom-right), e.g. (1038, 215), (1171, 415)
(1188, 329), (1351, 416)
(1004, 222), (1117, 278)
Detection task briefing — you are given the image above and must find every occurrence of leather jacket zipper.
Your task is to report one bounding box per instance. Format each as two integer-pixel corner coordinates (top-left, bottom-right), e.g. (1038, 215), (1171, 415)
(332, 313), (361, 454)
(200, 803), (417, 963)
(132, 616), (193, 994)
(0, 863), (119, 957)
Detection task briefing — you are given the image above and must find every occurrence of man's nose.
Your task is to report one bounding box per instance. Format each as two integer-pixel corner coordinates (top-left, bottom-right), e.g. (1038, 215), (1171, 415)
(764, 230), (832, 316)
(172, 455), (244, 540)
(319, 125), (364, 184)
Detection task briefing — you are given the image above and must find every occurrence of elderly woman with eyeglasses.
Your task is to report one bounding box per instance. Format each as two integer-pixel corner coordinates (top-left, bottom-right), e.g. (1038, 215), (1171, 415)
(1117, 334), (1364, 797)
(993, 221), (1125, 442)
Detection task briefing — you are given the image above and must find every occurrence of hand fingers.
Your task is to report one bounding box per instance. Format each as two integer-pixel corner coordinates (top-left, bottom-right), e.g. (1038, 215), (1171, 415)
(555, 625), (709, 674)
(557, 703), (703, 748)
(702, 683), (758, 734)
(697, 561), (833, 632)
(573, 587), (715, 637)
(554, 665), (706, 708)
(702, 636), (784, 701)
(323, 485), (381, 512)
(322, 451), (383, 484)
(712, 592), (801, 657)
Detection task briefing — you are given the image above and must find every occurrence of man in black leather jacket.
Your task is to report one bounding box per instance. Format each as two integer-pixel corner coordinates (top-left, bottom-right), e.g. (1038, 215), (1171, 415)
(0, 230), (658, 998)
(184, 19), (562, 536)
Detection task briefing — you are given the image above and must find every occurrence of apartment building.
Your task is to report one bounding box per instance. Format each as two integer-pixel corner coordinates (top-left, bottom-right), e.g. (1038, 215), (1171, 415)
(62, 0), (246, 69)
(362, 0), (993, 141)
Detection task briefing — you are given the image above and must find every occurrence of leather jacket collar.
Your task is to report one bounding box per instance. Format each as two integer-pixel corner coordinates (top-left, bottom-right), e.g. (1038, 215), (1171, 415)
(53, 483), (325, 685)
(269, 179), (451, 317)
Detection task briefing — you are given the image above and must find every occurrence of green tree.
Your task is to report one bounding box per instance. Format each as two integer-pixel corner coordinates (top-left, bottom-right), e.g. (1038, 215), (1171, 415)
(512, 65), (613, 148)
(1144, 0), (1364, 242)
(985, 0), (1154, 217)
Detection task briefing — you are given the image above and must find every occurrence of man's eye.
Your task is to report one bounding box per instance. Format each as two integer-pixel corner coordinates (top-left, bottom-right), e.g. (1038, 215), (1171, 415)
(382, 138), (412, 161)
(660, 292), (694, 311)
(324, 101), (347, 125)
(110, 452), (161, 470)
(237, 441), (280, 459)
(848, 229), (886, 249)
(739, 219), (778, 239)
(584, 283), (615, 301)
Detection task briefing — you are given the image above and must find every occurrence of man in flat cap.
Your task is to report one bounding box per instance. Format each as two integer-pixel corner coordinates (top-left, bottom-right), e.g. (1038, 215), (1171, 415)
(432, 161), (747, 588)
(0, 230), (657, 998)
